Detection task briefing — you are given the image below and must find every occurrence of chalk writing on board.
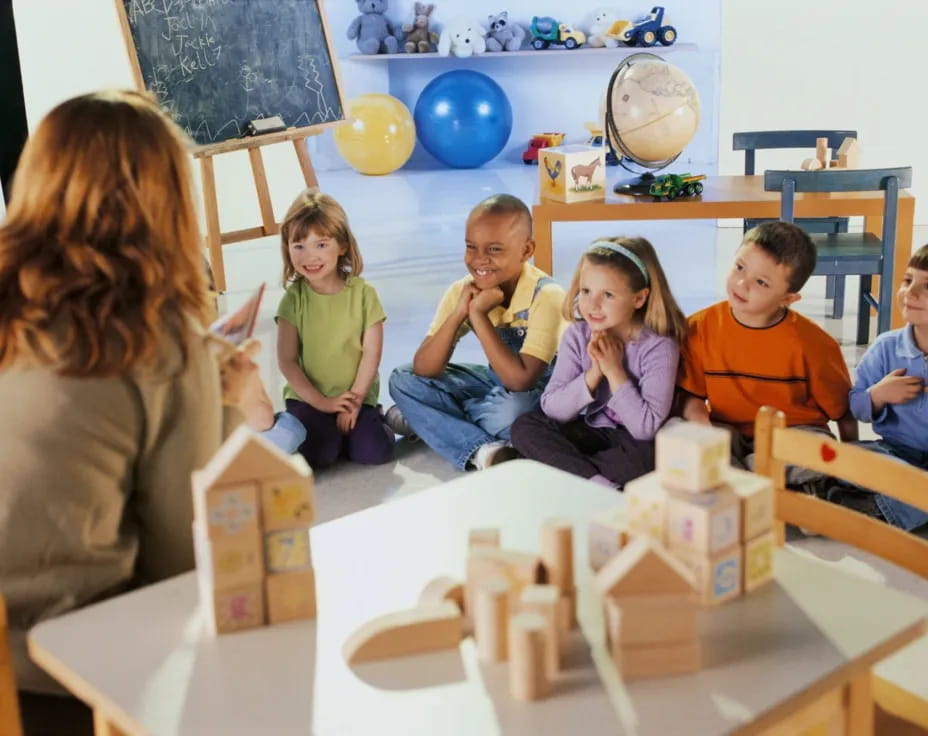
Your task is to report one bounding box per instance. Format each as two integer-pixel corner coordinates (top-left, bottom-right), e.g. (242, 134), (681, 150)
(122, 0), (343, 145)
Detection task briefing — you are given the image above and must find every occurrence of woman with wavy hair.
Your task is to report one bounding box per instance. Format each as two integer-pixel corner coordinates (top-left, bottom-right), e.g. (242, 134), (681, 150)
(0, 90), (265, 732)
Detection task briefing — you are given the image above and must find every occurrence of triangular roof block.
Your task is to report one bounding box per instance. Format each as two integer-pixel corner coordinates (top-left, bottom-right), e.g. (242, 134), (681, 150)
(594, 536), (694, 598)
(196, 424), (310, 489)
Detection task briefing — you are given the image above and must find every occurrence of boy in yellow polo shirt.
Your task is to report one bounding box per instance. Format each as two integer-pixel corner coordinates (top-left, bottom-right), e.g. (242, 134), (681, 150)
(388, 194), (567, 470)
(680, 221), (857, 477)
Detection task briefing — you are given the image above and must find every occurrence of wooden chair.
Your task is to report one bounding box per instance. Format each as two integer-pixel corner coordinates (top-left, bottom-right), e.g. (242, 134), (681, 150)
(754, 406), (928, 732)
(733, 130), (857, 319)
(0, 594), (23, 736)
(764, 166), (913, 345)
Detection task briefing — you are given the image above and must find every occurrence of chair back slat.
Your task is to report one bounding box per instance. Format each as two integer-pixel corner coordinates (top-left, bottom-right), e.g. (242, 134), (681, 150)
(0, 594), (24, 736)
(764, 167), (913, 193)
(733, 130), (858, 152)
(776, 491), (928, 579)
(771, 428), (928, 515)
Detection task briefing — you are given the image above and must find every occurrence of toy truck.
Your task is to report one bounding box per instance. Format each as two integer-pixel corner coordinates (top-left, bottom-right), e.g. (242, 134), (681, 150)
(649, 173), (705, 200)
(522, 132), (567, 164)
(607, 6), (676, 47)
(529, 16), (587, 50)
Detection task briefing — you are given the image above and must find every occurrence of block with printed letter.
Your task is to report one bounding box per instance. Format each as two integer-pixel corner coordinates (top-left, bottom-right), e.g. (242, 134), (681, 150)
(656, 421), (731, 492)
(743, 530), (775, 592)
(673, 545), (742, 606)
(210, 582), (266, 634)
(724, 468), (774, 541)
(588, 507), (628, 572)
(264, 527), (313, 573)
(665, 487), (740, 556)
(623, 472), (669, 542)
(193, 521), (264, 589)
(266, 568), (316, 623)
(538, 144), (606, 204)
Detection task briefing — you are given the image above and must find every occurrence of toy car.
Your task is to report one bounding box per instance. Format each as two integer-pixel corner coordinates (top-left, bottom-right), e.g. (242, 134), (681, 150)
(522, 132), (566, 164)
(583, 122), (620, 166)
(649, 173), (705, 200)
(606, 6), (676, 47)
(529, 16), (587, 50)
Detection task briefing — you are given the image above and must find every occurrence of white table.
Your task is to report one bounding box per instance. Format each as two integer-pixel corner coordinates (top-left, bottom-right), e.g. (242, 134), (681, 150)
(29, 460), (928, 735)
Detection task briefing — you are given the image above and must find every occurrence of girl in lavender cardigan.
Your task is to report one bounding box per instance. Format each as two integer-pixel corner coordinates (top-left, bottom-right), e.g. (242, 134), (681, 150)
(511, 237), (688, 488)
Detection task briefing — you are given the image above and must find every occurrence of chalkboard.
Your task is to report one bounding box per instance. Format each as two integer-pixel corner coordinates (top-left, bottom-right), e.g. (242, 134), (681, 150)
(117, 0), (345, 147)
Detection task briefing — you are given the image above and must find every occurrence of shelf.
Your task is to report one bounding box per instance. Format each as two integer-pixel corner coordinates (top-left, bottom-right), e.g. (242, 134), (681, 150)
(346, 42), (697, 61)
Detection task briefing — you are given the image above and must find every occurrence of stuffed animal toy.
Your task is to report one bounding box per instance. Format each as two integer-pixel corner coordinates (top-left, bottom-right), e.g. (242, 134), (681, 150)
(437, 17), (487, 57)
(485, 11), (525, 52)
(347, 0), (401, 55)
(588, 7), (621, 48)
(402, 2), (439, 53)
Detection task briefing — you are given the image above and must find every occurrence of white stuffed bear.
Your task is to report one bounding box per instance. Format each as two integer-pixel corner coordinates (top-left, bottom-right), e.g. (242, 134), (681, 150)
(588, 7), (621, 48)
(438, 17), (487, 57)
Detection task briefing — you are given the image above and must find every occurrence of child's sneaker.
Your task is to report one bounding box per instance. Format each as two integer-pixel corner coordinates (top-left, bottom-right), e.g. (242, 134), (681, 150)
(470, 441), (520, 471)
(383, 405), (418, 441)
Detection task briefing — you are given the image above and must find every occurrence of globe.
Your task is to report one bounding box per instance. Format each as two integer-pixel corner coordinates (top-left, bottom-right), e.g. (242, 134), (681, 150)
(600, 53), (701, 171)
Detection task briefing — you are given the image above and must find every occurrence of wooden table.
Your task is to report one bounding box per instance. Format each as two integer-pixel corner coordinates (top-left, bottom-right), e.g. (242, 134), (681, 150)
(28, 461), (928, 735)
(532, 175), (916, 329)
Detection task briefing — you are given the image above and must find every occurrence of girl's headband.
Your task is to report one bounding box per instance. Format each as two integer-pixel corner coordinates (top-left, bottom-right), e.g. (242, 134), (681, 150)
(588, 241), (650, 285)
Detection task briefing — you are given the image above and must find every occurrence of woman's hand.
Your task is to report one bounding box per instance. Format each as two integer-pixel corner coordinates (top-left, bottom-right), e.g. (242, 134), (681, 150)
(220, 339), (263, 409)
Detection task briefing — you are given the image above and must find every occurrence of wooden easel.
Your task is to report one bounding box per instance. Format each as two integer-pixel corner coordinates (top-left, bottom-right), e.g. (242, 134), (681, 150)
(194, 129), (322, 292)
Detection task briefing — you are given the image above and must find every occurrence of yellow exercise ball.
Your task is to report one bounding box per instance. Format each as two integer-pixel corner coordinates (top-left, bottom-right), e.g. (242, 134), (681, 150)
(334, 94), (416, 176)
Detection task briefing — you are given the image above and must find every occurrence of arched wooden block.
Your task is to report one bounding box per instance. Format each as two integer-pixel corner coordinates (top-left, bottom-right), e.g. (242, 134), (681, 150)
(418, 576), (465, 613)
(343, 601), (463, 664)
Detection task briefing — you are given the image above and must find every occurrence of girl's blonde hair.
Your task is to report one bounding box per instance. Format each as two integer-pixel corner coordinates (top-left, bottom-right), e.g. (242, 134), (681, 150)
(280, 190), (363, 286)
(563, 236), (688, 343)
(0, 89), (209, 377)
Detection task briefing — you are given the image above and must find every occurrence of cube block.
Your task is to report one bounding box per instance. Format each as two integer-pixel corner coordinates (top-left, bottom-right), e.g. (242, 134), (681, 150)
(744, 530), (775, 592)
(260, 478), (314, 532)
(264, 528), (312, 573)
(673, 545), (742, 606)
(725, 468), (774, 541)
(656, 422), (731, 492)
(538, 144), (606, 203)
(624, 472), (668, 542)
(266, 568), (317, 623)
(665, 488), (740, 556)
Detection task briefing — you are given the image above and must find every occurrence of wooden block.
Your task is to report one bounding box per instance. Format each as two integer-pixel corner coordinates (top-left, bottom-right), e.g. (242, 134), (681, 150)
(264, 527), (312, 573)
(557, 588), (577, 632)
(595, 536), (694, 599)
(465, 548), (543, 615)
(194, 482), (260, 539)
(194, 522), (263, 588)
(418, 576), (465, 613)
(613, 638), (701, 680)
(665, 487), (740, 556)
(837, 137), (860, 169)
(656, 422), (731, 492)
(212, 581), (265, 634)
(540, 517), (574, 592)
(266, 568), (316, 623)
(474, 576), (510, 662)
(604, 594), (698, 647)
(672, 544), (742, 606)
(588, 507), (628, 572)
(624, 472), (669, 542)
(801, 157), (823, 171)
(816, 137), (829, 168)
(520, 584), (560, 676)
(468, 528), (500, 549)
(508, 612), (549, 701)
(343, 602), (462, 664)
(744, 530), (775, 592)
(538, 144), (606, 204)
(260, 478), (314, 531)
(725, 468), (774, 541)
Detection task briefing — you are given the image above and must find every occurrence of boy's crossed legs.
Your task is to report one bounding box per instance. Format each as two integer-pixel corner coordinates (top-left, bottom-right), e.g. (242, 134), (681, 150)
(389, 363), (540, 470)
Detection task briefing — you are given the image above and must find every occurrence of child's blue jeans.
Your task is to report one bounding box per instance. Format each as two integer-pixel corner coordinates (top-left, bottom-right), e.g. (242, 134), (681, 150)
(850, 439), (928, 531)
(260, 411), (307, 454)
(388, 363), (543, 470)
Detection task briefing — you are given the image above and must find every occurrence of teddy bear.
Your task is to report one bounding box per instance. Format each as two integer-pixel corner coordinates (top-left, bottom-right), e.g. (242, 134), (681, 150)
(437, 17), (487, 57)
(347, 0), (401, 55)
(588, 7), (622, 48)
(485, 11), (525, 52)
(402, 2), (439, 53)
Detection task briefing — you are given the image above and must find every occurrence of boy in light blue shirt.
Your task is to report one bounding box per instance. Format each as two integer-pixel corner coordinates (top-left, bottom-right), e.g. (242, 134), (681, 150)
(832, 245), (928, 531)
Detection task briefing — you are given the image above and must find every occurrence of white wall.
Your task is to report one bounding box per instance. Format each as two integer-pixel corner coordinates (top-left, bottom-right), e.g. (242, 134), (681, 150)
(720, 0), (927, 224)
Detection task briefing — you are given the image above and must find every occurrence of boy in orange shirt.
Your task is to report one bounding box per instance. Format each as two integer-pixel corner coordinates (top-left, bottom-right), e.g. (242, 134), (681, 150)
(680, 221), (857, 477)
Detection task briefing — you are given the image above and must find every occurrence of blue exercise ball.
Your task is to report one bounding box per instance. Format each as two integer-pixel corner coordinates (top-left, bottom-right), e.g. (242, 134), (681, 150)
(414, 70), (513, 168)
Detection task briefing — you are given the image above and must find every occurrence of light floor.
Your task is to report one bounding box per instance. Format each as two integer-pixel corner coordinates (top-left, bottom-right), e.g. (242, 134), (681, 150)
(217, 163), (927, 590)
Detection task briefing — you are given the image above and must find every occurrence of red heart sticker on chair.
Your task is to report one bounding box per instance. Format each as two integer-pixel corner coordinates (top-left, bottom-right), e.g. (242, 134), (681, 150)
(820, 443), (837, 462)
